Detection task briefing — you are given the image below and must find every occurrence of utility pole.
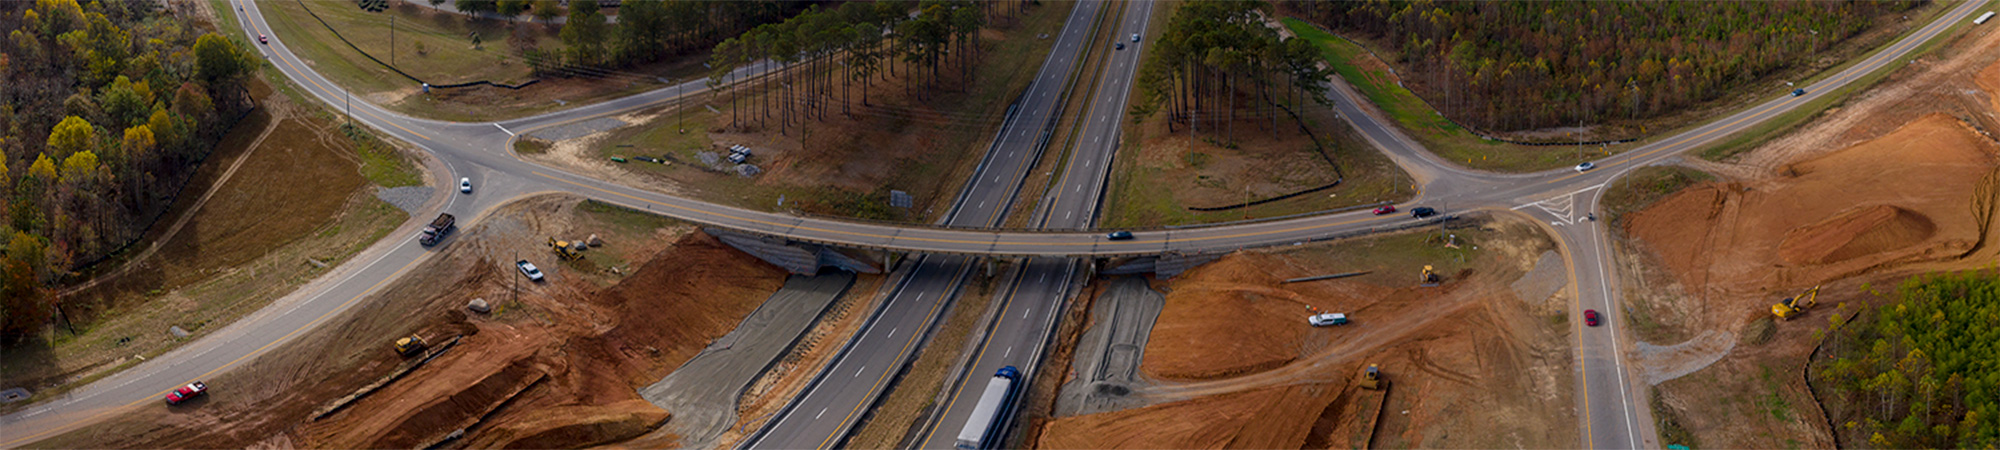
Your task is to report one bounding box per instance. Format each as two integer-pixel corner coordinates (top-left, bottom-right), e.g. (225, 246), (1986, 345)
(346, 90), (352, 126)
(513, 251), (519, 306)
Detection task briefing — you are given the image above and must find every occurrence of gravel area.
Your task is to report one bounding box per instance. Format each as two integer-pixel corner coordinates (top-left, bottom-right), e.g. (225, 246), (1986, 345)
(528, 117), (627, 142)
(1054, 277), (1164, 417)
(1635, 329), (1736, 385)
(1510, 251), (1565, 309)
(374, 186), (433, 215)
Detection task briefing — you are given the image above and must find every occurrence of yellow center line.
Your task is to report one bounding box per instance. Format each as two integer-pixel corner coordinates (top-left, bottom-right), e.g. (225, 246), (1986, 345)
(539, 171), (1387, 250)
(0, 253), (429, 448)
(913, 268), (1031, 446)
(815, 262), (977, 450)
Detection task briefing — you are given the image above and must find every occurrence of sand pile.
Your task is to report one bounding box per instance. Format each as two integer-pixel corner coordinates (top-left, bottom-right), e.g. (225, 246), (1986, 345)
(1778, 205), (1937, 265)
(1036, 383), (1338, 449)
(1141, 253), (1326, 380)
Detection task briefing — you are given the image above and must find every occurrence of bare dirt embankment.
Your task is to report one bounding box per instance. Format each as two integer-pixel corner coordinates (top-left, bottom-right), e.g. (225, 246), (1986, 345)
(25, 196), (789, 449)
(1036, 215), (1576, 449)
(1618, 19), (2000, 447)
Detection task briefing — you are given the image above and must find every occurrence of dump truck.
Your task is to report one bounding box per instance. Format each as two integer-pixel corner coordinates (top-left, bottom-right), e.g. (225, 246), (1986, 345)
(1359, 364), (1387, 390)
(1770, 285), (1822, 321)
(394, 335), (428, 357)
(419, 213), (454, 246)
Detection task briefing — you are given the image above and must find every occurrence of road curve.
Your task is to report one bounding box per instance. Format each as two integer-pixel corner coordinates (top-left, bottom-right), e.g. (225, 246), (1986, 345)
(0, 0), (1978, 448)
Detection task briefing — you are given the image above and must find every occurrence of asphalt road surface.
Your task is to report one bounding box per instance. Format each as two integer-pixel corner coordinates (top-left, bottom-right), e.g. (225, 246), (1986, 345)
(741, 2), (1109, 449)
(913, 1), (1156, 449)
(0, 0), (1980, 448)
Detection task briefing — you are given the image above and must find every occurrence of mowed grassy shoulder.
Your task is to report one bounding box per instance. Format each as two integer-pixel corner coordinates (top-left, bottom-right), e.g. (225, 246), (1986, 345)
(1280, 18), (1570, 172)
(260, 1), (545, 93)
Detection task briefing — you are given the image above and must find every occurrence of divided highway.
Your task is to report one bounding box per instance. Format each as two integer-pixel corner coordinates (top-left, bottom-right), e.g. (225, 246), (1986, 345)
(0, 0), (1980, 448)
(742, 1), (1110, 449)
(913, 1), (1155, 448)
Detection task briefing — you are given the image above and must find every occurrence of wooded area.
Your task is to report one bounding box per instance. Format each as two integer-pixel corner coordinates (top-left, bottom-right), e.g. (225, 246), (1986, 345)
(1132, 0), (1330, 148)
(1283, 0), (1921, 132)
(0, 0), (257, 343)
(444, 0), (811, 80)
(1815, 271), (1999, 448)
(703, 0), (1029, 134)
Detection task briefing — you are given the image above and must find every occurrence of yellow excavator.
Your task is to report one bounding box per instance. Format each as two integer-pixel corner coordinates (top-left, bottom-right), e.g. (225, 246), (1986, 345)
(393, 335), (428, 357)
(548, 237), (583, 261)
(1359, 364), (1387, 390)
(1418, 265), (1440, 286)
(1770, 285), (1822, 321)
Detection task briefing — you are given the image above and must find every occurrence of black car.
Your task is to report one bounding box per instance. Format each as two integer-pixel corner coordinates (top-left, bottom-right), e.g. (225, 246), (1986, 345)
(1106, 230), (1134, 241)
(1114, 42), (1125, 50)
(1410, 207), (1438, 218)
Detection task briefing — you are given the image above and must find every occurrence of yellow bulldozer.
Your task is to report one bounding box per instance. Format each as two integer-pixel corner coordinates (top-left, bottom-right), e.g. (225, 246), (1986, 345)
(1770, 285), (1822, 321)
(394, 335), (428, 357)
(1359, 364), (1387, 390)
(548, 237), (584, 261)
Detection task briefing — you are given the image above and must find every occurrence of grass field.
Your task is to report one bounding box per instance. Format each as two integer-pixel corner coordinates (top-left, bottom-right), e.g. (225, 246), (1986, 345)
(1102, 96), (1415, 229)
(256, 0), (706, 121)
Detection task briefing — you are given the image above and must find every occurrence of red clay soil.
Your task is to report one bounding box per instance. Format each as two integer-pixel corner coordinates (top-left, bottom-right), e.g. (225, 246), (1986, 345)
(1037, 383), (1341, 449)
(1777, 205), (1936, 265)
(1142, 253), (1317, 380)
(1624, 113), (1996, 332)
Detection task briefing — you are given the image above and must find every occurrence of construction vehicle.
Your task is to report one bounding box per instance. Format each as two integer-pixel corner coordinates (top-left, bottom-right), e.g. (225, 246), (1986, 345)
(1359, 364), (1387, 390)
(394, 335), (428, 357)
(1418, 265), (1440, 286)
(548, 237), (584, 261)
(1770, 285), (1822, 321)
(419, 213), (454, 246)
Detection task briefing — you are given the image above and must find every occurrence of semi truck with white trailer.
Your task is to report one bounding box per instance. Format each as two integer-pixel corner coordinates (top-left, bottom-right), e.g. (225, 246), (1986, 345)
(954, 366), (1022, 449)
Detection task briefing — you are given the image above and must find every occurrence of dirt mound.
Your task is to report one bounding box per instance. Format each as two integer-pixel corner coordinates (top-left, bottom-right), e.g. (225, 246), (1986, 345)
(300, 325), (554, 448)
(1141, 253), (1320, 380)
(1037, 383), (1338, 449)
(1778, 205), (1937, 265)
(459, 399), (668, 449)
(1625, 114), (1995, 329)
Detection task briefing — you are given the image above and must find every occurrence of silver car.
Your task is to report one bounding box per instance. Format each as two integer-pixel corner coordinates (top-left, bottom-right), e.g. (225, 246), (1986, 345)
(516, 260), (544, 282)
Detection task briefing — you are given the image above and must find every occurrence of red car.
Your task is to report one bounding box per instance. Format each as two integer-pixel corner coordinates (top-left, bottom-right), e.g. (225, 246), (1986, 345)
(1372, 205), (1397, 215)
(1583, 309), (1600, 327)
(165, 381), (207, 405)
(258, 34), (267, 45)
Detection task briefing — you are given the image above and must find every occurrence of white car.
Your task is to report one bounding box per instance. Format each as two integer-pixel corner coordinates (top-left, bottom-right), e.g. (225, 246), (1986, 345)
(458, 177), (472, 193)
(1131, 33), (1140, 42)
(1308, 313), (1349, 327)
(516, 260), (544, 282)
(1574, 162), (1595, 172)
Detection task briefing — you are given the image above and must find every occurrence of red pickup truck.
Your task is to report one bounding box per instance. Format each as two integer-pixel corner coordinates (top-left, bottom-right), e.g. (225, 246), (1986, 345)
(165, 381), (207, 405)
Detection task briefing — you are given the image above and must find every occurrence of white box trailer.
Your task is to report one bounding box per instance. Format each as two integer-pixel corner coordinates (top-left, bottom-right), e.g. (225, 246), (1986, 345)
(1977, 11), (1996, 24)
(954, 366), (1021, 449)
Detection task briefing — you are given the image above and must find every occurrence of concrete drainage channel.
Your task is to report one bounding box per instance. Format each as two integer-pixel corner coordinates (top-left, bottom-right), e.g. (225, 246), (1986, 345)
(637, 272), (858, 449)
(1052, 277), (1164, 417)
